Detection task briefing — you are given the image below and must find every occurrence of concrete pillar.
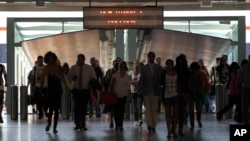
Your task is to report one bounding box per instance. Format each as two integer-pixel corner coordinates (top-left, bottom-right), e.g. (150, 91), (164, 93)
(127, 29), (137, 62)
(7, 18), (15, 114)
(115, 29), (124, 59)
(238, 16), (246, 61)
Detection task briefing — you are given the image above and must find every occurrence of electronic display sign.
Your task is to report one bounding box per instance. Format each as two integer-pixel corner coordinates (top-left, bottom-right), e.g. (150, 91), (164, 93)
(83, 7), (163, 29)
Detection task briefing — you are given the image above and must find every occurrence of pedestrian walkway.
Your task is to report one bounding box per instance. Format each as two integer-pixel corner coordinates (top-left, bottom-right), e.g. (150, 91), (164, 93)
(0, 113), (235, 141)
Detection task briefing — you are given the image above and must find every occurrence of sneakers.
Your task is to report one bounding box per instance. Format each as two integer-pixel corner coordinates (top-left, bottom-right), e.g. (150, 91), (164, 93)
(115, 127), (124, 132)
(134, 120), (143, 127)
(0, 116), (3, 123)
(190, 126), (194, 130)
(74, 125), (81, 130)
(38, 115), (43, 119)
(109, 121), (114, 128)
(32, 108), (37, 114)
(134, 121), (139, 126)
(53, 128), (58, 134)
(138, 120), (143, 126)
(198, 121), (202, 128)
(216, 113), (222, 121)
(45, 123), (51, 132)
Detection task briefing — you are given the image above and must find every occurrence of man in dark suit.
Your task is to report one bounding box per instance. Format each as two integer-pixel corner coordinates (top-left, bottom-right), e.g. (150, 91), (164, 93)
(138, 51), (163, 132)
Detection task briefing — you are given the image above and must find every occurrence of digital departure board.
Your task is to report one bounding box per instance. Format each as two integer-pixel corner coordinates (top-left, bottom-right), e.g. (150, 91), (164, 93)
(83, 7), (163, 29)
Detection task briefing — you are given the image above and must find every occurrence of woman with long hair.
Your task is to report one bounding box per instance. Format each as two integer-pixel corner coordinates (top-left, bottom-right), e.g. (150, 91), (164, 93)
(161, 59), (179, 138)
(40, 51), (68, 133)
(110, 61), (131, 131)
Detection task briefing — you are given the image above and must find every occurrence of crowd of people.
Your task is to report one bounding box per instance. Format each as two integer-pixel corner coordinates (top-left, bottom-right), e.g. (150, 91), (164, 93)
(1, 50), (250, 138)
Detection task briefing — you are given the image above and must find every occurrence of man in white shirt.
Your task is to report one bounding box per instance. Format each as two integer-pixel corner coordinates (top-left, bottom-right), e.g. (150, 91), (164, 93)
(68, 54), (96, 131)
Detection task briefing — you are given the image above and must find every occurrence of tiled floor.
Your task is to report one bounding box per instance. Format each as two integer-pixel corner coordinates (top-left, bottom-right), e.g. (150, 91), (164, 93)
(0, 112), (236, 141)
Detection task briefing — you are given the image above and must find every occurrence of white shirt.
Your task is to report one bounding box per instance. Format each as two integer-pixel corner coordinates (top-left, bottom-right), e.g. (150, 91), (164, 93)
(164, 74), (178, 98)
(112, 72), (131, 97)
(32, 65), (47, 87)
(68, 64), (96, 90)
(128, 70), (140, 93)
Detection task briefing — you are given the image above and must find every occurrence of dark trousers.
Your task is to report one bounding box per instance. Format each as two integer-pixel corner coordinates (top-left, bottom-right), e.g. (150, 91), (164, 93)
(132, 93), (143, 121)
(34, 87), (47, 117)
(242, 88), (250, 124)
(189, 96), (202, 127)
(72, 89), (90, 128)
(114, 96), (127, 128)
(178, 97), (188, 133)
(218, 95), (241, 118)
(47, 94), (61, 129)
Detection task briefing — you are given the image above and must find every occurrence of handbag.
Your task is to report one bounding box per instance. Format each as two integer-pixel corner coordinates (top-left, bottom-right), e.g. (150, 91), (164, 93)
(100, 91), (118, 105)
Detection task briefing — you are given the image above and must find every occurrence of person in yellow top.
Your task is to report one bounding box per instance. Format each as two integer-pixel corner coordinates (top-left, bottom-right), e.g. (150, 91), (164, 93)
(40, 51), (68, 134)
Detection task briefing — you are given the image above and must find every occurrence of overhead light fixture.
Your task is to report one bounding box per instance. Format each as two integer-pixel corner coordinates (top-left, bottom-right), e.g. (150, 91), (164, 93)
(200, 0), (212, 8)
(36, 1), (46, 8)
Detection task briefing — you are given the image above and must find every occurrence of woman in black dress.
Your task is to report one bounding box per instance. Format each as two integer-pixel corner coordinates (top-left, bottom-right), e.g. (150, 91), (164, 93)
(40, 51), (68, 133)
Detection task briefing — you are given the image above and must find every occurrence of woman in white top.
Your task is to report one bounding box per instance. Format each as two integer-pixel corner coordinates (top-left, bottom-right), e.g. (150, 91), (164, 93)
(161, 59), (179, 138)
(110, 61), (131, 131)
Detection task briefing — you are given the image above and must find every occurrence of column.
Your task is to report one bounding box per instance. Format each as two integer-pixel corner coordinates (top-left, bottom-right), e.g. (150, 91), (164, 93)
(115, 29), (124, 59)
(238, 16), (246, 61)
(127, 29), (137, 61)
(7, 18), (15, 114)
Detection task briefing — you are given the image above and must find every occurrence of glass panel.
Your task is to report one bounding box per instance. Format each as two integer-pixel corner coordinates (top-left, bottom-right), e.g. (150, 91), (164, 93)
(164, 20), (238, 40)
(15, 21), (84, 41)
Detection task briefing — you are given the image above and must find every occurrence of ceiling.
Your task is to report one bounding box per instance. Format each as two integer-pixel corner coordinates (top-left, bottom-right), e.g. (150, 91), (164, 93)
(139, 29), (232, 69)
(22, 30), (101, 67)
(14, 19), (237, 69)
(15, 19), (237, 41)
(3, 0), (242, 69)
(1, 0), (250, 11)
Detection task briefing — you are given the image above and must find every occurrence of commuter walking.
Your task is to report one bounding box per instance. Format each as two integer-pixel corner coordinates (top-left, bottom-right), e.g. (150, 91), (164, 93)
(0, 64), (7, 123)
(234, 59), (248, 122)
(175, 54), (190, 136)
(102, 60), (119, 128)
(198, 59), (210, 112)
(89, 57), (103, 118)
(110, 61), (131, 131)
(61, 63), (70, 119)
(217, 62), (241, 121)
(40, 51), (68, 133)
(156, 57), (164, 113)
(160, 59), (179, 138)
(68, 54), (96, 131)
(239, 55), (250, 125)
(216, 56), (230, 88)
(128, 60), (143, 127)
(188, 62), (209, 130)
(138, 51), (163, 133)
(27, 61), (38, 114)
(31, 56), (47, 119)
(209, 57), (220, 112)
